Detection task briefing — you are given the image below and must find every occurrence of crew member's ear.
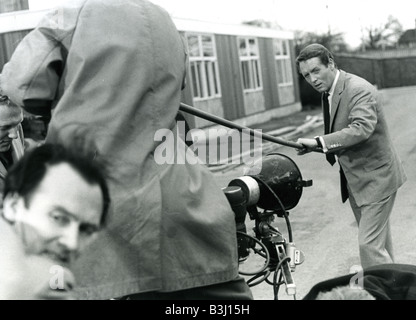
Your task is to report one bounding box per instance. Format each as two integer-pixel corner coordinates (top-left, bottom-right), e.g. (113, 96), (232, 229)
(2, 193), (21, 223)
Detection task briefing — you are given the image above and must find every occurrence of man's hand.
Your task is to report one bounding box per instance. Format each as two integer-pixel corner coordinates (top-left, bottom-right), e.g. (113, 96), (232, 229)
(296, 138), (319, 155)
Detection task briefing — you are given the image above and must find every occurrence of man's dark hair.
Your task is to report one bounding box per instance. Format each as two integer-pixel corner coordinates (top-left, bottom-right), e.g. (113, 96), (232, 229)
(3, 143), (110, 226)
(296, 43), (337, 71)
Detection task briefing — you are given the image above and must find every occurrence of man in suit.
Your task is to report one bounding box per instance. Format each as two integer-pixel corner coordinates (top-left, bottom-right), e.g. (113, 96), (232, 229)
(0, 95), (25, 194)
(295, 43), (406, 269)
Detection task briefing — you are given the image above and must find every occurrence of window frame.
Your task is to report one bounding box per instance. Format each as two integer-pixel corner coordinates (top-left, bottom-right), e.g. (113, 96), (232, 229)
(273, 39), (294, 88)
(185, 32), (222, 101)
(237, 37), (263, 93)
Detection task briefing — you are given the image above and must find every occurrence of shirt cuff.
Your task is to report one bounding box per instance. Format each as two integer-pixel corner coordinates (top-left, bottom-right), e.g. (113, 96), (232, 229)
(315, 136), (328, 153)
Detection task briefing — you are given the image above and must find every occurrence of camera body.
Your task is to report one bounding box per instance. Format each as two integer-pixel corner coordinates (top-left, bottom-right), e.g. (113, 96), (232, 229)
(223, 153), (311, 296)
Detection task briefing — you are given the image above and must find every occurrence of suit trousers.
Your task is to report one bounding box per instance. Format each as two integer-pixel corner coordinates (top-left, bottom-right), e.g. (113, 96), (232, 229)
(348, 189), (396, 269)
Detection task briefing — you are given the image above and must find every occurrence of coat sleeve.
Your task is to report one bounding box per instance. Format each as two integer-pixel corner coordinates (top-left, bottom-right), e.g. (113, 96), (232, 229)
(323, 85), (378, 153)
(0, 6), (79, 116)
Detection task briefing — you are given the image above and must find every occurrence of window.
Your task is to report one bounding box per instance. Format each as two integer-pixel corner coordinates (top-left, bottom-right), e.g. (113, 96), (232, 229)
(238, 37), (262, 92)
(274, 39), (293, 87)
(186, 33), (221, 100)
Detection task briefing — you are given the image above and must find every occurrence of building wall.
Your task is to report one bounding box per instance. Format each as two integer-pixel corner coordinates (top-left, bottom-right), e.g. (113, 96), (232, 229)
(0, 0), (28, 13)
(181, 32), (301, 129)
(242, 90), (265, 115)
(289, 39), (301, 104)
(0, 30), (29, 69)
(0, 0), (29, 69)
(215, 34), (245, 121)
(0, 7), (302, 130)
(190, 98), (224, 128)
(259, 38), (280, 111)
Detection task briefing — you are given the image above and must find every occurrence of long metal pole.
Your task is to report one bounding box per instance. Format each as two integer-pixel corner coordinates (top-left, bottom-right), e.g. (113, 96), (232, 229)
(179, 103), (305, 150)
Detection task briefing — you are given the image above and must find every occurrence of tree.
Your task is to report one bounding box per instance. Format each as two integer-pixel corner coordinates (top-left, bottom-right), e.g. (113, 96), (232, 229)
(361, 15), (403, 50)
(294, 30), (350, 55)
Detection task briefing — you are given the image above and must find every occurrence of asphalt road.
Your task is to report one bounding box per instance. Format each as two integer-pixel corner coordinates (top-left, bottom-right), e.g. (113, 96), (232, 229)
(212, 85), (416, 300)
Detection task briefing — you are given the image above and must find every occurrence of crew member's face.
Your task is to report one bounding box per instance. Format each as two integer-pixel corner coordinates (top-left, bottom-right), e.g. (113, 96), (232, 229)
(0, 104), (23, 152)
(299, 57), (336, 93)
(3, 163), (104, 267)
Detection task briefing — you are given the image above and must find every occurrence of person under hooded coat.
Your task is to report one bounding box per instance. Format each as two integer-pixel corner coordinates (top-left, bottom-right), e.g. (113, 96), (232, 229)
(0, 0), (252, 300)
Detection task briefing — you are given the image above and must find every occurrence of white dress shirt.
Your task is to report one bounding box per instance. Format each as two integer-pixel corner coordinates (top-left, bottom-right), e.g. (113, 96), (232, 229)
(318, 69), (340, 152)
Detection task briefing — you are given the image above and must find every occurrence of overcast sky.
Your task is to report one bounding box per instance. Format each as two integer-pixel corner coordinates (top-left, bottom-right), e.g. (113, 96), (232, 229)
(29, 0), (416, 48)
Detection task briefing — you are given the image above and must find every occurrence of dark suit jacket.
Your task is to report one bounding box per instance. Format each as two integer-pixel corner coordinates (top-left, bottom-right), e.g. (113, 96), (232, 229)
(303, 263), (416, 300)
(322, 70), (406, 206)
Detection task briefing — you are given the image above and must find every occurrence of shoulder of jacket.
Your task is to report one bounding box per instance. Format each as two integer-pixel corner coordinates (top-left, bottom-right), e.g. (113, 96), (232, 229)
(343, 71), (372, 86)
(342, 72), (376, 95)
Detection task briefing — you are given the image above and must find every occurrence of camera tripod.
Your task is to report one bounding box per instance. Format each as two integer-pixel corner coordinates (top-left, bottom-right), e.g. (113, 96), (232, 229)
(224, 175), (306, 300)
(237, 209), (303, 300)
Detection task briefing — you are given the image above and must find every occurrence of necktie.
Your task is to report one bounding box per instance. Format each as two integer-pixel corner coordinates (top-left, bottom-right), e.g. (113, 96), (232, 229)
(323, 92), (336, 165)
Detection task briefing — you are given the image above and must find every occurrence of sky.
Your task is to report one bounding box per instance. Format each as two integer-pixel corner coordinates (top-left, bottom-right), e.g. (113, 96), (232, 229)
(28, 0), (416, 49)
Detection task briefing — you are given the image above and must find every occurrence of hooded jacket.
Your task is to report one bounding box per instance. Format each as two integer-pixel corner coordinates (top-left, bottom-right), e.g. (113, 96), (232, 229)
(1, 0), (240, 299)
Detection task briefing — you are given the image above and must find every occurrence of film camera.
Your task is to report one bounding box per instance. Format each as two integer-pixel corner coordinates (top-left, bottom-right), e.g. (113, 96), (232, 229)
(223, 152), (312, 299)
